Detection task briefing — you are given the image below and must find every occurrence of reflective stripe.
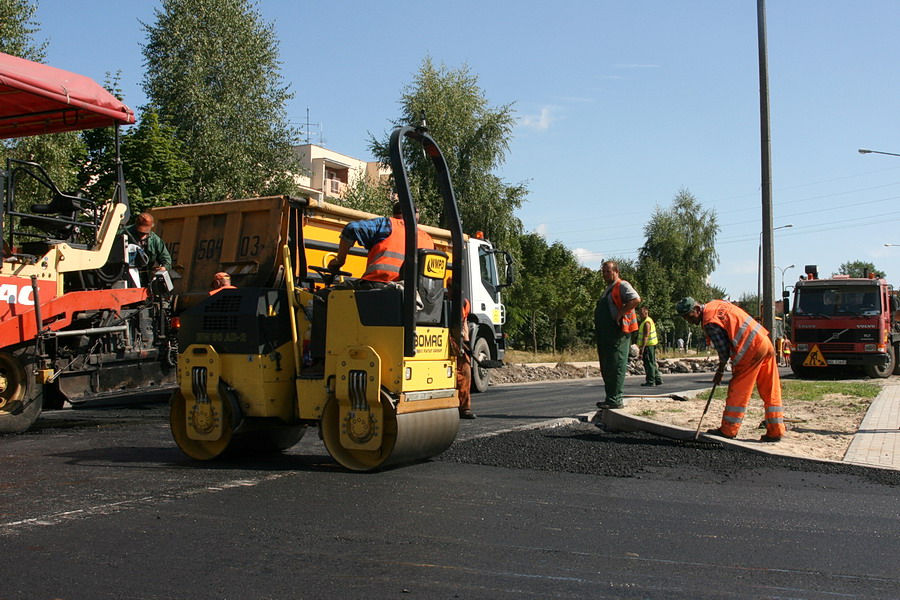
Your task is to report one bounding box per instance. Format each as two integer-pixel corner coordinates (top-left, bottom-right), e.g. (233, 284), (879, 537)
(723, 415), (743, 424)
(766, 417), (784, 424)
(765, 406), (782, 414)
(725, 405), (746, 415)
(731, 318), (761, 366)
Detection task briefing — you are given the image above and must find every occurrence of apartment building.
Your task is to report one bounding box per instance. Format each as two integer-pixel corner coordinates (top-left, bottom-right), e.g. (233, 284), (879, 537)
(291, 144), (387, 202)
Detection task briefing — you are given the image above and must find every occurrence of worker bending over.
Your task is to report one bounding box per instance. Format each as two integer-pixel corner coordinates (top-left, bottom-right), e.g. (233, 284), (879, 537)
(676, 297), (785, 442)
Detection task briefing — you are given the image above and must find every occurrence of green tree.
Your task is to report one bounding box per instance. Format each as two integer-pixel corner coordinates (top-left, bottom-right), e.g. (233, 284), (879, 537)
(638, 188), (719, 308)
(0, 0), (44, 58)
(142, 0), (298, 203)
(835, 260), (885, 279)
(341, 173), (393, 216)
(369, 57), (526, 251)
(0, 0), (85, 204)
(120, 108), (193, 213)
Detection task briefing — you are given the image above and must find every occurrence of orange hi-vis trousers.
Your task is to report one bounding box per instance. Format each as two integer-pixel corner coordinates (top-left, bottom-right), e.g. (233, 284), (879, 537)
(720, 341), (786, 438)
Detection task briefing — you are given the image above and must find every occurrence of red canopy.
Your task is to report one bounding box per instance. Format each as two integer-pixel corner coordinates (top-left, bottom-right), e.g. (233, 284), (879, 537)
(0, 51), (135, 139)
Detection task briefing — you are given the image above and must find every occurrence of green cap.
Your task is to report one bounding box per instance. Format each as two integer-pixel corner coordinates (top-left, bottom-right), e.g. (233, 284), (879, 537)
(675, 297), (697, 315)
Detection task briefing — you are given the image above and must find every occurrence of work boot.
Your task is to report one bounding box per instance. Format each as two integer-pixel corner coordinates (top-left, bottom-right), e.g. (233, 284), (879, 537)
(640, 382), (655, 387)
(705, 427), (736, 439)
(596, 400), (625, 409)
(459, 409), (477, 420)
(759, 434), (782, 443)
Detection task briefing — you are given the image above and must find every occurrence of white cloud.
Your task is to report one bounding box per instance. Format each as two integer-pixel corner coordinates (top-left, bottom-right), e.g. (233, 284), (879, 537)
(613, 64), (660, 69)
(533, 224), (548, 237)
(574, 247), (602, 269)
(519, 107), (554, 131)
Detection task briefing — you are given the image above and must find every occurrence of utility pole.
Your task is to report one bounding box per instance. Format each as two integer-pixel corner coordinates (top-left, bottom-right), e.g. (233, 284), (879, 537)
(758, 0), (776, 341)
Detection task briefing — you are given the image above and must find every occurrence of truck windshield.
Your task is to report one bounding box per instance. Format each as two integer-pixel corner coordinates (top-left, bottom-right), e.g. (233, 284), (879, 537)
(795, 286), (880, 317)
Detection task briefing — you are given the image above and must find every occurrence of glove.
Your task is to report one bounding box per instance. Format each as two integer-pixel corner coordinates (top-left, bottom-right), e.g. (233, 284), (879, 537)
(712, 364), (726, 386)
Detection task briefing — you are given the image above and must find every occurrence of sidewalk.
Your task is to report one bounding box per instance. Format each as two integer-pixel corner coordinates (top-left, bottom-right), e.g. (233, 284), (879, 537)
(842, 380), (900, 469)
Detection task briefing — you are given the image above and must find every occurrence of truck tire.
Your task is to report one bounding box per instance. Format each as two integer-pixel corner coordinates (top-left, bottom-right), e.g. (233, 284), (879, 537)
(470, 336), (491, 393)
(0, 348), (42, 434)
(865, 346), (895, 379)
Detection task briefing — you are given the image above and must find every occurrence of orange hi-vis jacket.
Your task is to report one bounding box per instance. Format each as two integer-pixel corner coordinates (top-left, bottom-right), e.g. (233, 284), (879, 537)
(611, 279), (639, 333)
(702, 299), (771, 367)
(363, 217), (435, 282)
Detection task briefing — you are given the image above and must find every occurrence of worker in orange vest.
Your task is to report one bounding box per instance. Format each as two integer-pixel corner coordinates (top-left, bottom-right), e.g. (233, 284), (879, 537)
(328, 202), (434, 285)
(676, 297), (786, 442)
(595, 260), (640, 409)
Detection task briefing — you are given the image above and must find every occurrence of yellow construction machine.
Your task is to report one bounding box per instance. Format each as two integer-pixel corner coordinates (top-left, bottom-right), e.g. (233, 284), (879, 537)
(169, 125), (465, 470)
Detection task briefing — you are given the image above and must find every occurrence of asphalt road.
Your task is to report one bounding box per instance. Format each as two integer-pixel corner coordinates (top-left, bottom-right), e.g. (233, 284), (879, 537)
(1, 374), (898, 599)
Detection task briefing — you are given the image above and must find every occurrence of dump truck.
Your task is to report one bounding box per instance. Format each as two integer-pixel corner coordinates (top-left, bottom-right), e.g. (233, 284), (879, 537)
(0, 52), (176, 434)
(153, 196), (511, 393)
(789, 265), (900, 378)
(167, 125), (466, 470)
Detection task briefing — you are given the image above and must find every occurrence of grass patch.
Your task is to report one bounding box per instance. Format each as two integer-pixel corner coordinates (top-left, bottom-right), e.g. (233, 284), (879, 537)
(704, 379), (881, 402)
(636, 409), (657, 418)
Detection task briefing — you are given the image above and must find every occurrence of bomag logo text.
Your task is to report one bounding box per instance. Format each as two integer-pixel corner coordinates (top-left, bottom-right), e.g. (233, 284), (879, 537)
(196, 332), (248, 343)
(415, 333), (444, 349)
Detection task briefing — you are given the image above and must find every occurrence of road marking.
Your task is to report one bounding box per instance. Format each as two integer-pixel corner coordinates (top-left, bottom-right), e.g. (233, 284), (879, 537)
(0, 472), (294, 536)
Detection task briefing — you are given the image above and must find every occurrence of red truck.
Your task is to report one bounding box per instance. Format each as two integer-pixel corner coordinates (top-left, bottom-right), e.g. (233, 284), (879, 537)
(789, 265), (900, 378)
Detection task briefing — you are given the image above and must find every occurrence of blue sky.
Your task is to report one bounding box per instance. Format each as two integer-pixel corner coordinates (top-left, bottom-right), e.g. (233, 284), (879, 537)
(33, 0), (900, 298)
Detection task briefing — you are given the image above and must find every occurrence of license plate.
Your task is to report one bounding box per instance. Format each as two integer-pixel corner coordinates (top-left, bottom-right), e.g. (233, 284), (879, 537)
(828, 359), (847, 365)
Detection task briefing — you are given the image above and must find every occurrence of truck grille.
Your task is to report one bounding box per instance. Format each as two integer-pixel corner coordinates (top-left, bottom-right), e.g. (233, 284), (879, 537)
(793, 329), (878, 344)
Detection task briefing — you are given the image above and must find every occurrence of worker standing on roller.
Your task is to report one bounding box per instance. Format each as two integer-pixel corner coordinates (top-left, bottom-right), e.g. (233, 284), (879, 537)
(675, 297), (786, 442)
(328, 201), (434, 286)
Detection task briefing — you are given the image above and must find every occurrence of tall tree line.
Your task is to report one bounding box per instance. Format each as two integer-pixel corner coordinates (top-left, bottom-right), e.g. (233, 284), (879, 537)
(2, 0), (725, 353)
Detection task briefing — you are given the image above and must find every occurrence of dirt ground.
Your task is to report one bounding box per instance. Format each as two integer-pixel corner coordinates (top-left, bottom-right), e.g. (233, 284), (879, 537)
(617, 391), (874, 462)
(493, 361), (877, 462)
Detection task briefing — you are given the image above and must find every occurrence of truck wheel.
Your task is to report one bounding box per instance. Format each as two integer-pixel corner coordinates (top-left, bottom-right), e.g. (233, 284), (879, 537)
(0, 349), (42, 434)
(893, 345), (900, 376)
(470, 336), (491, 393)
(865, 346), (895, 379)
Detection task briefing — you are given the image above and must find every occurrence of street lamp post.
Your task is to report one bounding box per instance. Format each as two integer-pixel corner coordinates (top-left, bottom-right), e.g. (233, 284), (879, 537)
(758, 224), (793, 319)
(859, 148), (900, 158)
(777, 263), (795, 295)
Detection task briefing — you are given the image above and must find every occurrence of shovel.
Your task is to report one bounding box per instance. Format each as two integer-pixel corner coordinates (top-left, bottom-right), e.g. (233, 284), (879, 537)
(694, 377), (720, 440)
(622, 393), (689, 402)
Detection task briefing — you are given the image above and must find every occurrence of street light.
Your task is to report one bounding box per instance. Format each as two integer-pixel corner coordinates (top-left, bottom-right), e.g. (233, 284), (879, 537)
(885, 243), (900, 247)
(859, 148), (900, 158)
(758, 224), (793, 316)
(777, 263), (795, 295)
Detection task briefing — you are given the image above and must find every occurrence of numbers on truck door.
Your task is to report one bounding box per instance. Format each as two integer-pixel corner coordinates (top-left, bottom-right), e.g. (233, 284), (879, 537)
(196, 238), (223, 260)
(238, 235), (261, 258)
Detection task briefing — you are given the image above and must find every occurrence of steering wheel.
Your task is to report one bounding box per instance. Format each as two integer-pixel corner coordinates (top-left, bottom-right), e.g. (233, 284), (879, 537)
(310, 265), (352, 287)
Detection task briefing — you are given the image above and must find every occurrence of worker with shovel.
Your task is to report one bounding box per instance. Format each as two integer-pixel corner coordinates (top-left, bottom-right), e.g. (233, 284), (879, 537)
(675, 297), (786, 442)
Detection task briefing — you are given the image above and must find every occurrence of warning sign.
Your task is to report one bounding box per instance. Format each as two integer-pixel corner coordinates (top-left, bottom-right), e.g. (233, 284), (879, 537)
(803, 344), (828, 367)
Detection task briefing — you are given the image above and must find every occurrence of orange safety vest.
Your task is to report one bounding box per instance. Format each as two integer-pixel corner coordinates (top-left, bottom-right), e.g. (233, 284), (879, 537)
(702, 300), (770, 367)
(209, 285), (236, 296)
(363, 217), (435, 281)
(611, 279), (639, 333)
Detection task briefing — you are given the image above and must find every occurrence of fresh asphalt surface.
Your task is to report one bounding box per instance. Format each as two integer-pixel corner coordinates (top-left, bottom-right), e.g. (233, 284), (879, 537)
(1, 372), (899, 599)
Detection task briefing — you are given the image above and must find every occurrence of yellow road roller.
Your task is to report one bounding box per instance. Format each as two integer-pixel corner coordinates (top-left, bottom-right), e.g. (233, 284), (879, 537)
(170, 125), (466, 470)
